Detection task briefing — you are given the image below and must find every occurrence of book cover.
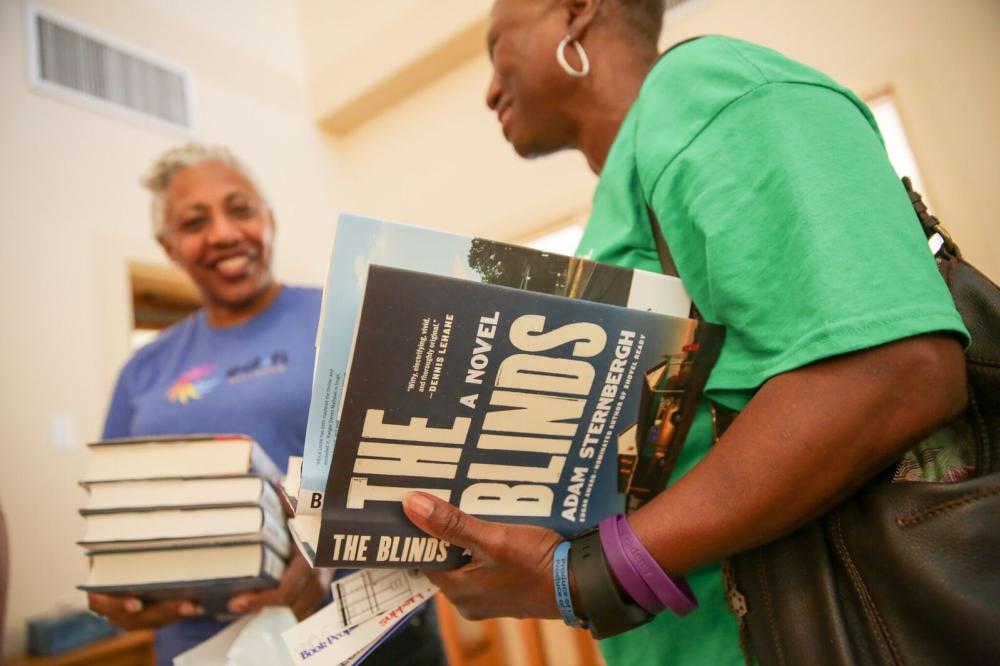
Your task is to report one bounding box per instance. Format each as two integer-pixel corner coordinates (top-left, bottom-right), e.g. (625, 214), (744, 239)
(300, 214), (692, 509)
(314, 265), (722, 568)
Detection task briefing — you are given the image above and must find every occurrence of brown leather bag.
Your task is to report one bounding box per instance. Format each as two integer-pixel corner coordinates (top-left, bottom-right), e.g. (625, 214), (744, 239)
(648, 178), (1000, 665)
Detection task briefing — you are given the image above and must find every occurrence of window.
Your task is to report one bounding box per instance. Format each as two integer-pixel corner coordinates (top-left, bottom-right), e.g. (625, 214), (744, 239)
(868, 93), (927, 198)
(521, 208), (589, 256)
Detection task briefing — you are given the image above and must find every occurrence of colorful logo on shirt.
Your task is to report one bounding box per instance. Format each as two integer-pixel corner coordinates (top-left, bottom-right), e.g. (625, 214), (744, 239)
(165, 352), (290, 405)
(166, 363), (221, 404)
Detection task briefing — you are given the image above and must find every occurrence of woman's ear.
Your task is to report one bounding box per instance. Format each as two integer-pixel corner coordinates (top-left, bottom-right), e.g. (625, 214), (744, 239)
(565, 0), (601, 41)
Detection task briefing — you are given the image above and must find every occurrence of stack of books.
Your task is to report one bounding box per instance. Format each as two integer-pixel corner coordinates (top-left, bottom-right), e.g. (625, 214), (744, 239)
(78, 434), (291, 612)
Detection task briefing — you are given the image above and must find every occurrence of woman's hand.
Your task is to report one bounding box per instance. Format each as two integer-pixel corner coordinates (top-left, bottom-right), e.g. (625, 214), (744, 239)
(87, 593), (204, 630)
(227, 550), (325, 620)
(403, 491), (563, 621)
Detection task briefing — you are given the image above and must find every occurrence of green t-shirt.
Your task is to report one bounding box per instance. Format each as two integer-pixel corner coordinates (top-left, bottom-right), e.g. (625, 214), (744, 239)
(577, 36), (968, 666)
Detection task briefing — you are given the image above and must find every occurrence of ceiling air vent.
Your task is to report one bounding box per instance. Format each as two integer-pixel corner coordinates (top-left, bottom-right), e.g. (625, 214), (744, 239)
(25, 3), (195, 135)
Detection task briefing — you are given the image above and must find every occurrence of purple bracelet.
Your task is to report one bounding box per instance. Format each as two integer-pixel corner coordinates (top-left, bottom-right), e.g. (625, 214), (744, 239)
(617, 515), (697, 616)
(599, 514), (698, 617)
(598, 516), (663, 614)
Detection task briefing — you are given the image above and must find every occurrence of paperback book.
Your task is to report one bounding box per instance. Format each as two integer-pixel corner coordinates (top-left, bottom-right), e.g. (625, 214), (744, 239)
(300, 214), (692, 512)
(314, 265), (722, 568)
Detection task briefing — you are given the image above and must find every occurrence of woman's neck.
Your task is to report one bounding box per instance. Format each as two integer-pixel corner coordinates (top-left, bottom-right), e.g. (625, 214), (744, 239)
(204, 282), (283, 328)
(575, 52), (655, 174)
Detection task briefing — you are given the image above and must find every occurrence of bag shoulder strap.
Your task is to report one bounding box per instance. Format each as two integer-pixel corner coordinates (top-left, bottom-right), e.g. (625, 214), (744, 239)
(645, 205), (680, 277)
(645, 205), (703, 323)
(902, 177), (961, 258)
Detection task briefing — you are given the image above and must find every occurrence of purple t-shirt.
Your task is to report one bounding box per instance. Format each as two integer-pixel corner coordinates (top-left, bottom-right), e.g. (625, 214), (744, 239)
(101, 285), (321, 664)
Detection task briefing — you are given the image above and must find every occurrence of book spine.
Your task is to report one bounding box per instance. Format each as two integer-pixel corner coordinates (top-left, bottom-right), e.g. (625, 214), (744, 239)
(295, 489), (324, 516)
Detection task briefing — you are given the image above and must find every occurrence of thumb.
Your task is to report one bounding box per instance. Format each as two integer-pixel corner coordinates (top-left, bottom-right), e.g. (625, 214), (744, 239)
(403, 491), (489, 552)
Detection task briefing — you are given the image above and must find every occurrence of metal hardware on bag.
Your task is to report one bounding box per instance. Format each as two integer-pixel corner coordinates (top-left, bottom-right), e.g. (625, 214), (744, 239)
(933, 223), (961, 258)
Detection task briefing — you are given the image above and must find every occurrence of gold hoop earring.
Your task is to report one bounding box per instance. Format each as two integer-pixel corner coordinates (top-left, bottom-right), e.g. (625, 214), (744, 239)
(556, 35), (590, 78)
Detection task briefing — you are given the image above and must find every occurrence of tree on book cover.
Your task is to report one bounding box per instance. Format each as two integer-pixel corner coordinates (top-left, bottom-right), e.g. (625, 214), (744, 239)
(316, 265), (722, 568)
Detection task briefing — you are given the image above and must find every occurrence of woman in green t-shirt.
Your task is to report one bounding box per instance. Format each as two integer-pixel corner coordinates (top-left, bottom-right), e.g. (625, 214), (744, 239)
(403, 1), (969, 664)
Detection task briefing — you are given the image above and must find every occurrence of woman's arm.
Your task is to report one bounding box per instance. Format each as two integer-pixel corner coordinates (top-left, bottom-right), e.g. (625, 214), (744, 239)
(404, 332), (966, 620)
(630, 332), (966, 575)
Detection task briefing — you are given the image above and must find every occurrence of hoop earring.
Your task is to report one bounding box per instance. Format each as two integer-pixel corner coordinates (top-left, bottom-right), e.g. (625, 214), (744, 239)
(556, 35), (590, 78)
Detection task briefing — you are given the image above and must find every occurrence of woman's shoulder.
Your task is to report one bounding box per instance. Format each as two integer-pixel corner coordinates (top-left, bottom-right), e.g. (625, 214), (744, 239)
(271, 284), (323, 332)
(650, 36), (840, 92)
(134, 314), (199, 355)
(282, 284), (322, 302)
(116, 313), (200, 383)
(632, 36), (859, 185)
(639, 36), (850, 126)
(279, 284), (322, 315)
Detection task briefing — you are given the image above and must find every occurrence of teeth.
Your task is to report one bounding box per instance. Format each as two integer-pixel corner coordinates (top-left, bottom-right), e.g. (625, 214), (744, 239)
(216, 255), (250, 276)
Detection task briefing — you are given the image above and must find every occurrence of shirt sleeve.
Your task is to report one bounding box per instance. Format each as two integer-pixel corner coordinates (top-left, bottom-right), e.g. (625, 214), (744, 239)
(102, 361), (136, 439)
(642, 81), (968, 407)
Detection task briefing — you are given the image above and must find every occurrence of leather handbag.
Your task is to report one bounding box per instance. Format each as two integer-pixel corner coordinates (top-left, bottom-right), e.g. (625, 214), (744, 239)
(647, 178), (1000, 665)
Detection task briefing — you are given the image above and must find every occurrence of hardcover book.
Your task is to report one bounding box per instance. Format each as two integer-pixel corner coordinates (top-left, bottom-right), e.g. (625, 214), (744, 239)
(81, 434), (280, 485)
(80, 542), (285, 613)
(79, 503), (291, 558)
(300, 214), (693, 510)
(81, 476), (282, 516)
(314, 265), (722, 568)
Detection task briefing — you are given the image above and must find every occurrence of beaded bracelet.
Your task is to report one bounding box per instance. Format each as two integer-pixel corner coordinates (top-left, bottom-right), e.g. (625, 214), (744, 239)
(552, 541), (587, 628)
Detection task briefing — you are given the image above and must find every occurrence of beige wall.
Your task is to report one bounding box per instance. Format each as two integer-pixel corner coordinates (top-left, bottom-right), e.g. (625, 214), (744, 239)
(0, 0), (340, 656)
(299, 0), (999, 268)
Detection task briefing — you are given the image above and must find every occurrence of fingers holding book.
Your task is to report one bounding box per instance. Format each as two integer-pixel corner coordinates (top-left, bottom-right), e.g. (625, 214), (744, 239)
(403, 491), (563, 621)
(87, 592), (204, 630)
(226, 550), (324, 620)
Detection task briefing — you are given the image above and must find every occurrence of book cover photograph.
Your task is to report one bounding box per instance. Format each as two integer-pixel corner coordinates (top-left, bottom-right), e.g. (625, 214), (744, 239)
(300, 213), (692, 509)
(314, 265), (722, 568)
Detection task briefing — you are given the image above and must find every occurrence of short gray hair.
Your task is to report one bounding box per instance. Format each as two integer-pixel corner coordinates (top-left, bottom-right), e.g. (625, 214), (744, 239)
(142, 143), (264, 237)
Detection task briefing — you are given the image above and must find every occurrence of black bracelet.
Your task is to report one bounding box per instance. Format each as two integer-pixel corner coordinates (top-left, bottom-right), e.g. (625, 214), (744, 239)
(569, 528), (653, 639)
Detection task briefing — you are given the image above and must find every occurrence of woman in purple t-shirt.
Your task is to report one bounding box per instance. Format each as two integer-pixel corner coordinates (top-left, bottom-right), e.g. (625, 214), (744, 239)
(90, 144), (445, 665)
(89, 144), (327, 663)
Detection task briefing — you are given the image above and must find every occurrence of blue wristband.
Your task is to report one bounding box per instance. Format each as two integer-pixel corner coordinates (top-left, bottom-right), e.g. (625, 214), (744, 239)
(553, 541), (586, 629)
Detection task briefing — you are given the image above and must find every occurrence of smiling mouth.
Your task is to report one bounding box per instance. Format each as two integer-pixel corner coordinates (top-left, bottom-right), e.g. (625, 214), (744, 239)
(211, 253), (255, 279)
(497, 101), (513, 127)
